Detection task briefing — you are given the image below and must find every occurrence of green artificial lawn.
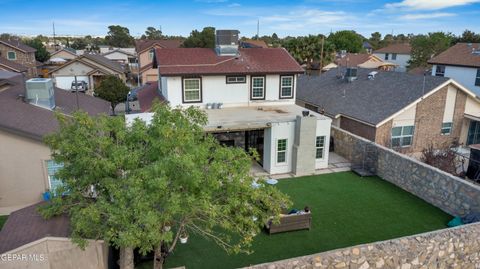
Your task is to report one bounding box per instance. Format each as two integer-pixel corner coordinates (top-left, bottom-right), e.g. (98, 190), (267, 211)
(137, 172), (451, 269)
(0, 215), (8, 231)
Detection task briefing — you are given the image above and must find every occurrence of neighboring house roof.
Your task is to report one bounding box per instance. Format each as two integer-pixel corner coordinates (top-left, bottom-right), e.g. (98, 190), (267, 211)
(82, 53), (124, 73)
(408, 66), (431, 76)
(102, 48), (136, 57)
(135, 39), (183, 54)
(0, 71), (111, 140)
(428, 43), (480, 68)
(154, 47), (304, 76)
(0, 57), (28, 72)
(240, 39), (269, 48)
(0, 202), (70, 254)
(297, 68), (451, 126)
(49, 53), (124, 75)
(335, 53), (383, 67)
(374, 43), (411, 54)
(0, 39), (37, 53)
(49, 48), (78, 58)
(137, 81), (165, 112)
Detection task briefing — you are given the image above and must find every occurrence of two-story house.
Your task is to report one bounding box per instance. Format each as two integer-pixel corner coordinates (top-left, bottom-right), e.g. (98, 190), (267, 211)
(428, 43), (480, 96)
(126, 30), (332, 176)
(135, 39), (183, 84)
(0, 39), (37, 77)
(297, 68), (480, 154)
(373, 43), (411, 72)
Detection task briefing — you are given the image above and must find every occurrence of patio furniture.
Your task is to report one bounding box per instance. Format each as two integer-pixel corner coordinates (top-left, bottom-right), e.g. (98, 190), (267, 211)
(266, 212), (312, 234)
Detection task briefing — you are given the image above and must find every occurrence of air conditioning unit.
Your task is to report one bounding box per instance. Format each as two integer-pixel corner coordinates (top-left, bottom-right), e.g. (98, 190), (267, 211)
(345, 67), (358, 82)
(26, 78), (55, 110)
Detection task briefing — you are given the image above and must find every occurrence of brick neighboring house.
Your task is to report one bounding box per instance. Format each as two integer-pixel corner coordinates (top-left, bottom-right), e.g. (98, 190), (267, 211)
(0, 39), (37, 77)
(135, 39), (183, 84)
(373, 43), (411, 72)
(428, 43), (480, 95)
(296, 68), (480, 153)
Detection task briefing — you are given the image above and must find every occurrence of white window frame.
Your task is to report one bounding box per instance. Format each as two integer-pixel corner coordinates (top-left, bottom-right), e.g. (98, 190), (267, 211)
(475, 69), (480, 87)
(384, 53), (389, 60)
(45, 160), (63, 192)
(182, 78), (202, 103)
(435, 65), (446, 77)
(280, 75), (294, 99)
(251, 76), (265, 100)
(391, 126), (414, 148)
(441, 122), (452, 135)
(226, 75), (246, 84)
(276, 139), (287, 164)
(7, 51), (16, 60)
(391, 53), (397, 60)
(315, 136), (326, 159)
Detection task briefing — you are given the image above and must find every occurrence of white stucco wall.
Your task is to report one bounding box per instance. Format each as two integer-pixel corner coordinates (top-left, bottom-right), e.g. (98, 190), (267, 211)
(431, 65), (480, 95)
(392, 104), (417, 127)
(443, 86), (457, 122)
(465, 96), (480, 116)
(264, 121), (296, 175)
(373, 53), (410, 72)
(163, 75), (297, 108)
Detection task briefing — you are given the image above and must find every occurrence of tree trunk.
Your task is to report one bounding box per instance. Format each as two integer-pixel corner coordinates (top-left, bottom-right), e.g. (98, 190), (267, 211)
(153, 245), (164, 269)
(119, 247), (135, 269)
(111, 103), (116, 116)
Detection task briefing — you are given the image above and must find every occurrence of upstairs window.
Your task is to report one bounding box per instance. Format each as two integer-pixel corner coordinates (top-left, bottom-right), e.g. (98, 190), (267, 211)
(392, 53), (397, 60)
(148, 51), (154, 60)
(226, 76), (246, 84)
(251, 76), (265, 100)
(7, 51), (16, 60)
(316, 136), (326, 159)
(277, 139), (287, 164)
(435, 65), (446, 77)
(45, 160), (63, 193)
(441, 122), (452, 135)
(280, 75), (294, 98)
(391, 126), (414, 147)
(384, 53), (389, 60)
(182, 78), (202, 103)
(476, 69), (480, 86)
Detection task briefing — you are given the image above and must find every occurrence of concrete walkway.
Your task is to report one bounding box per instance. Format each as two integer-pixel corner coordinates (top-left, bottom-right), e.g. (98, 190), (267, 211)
(250, 152), (351, 179)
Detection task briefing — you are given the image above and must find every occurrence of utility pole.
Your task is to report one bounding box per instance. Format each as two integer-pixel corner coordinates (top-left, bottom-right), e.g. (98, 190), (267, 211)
(53, 22), (57, 51)
(256, 19), (259, 40)
(319, 36), (325, 72)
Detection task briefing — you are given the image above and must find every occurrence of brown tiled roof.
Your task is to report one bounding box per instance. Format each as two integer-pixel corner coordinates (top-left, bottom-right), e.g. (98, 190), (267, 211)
(0, 57), (28, 72)
(0, 39), (36, 53)
(428, 43), (480, 68)
(0, 71), (111, 140)
(135, 39), (183, 53)
(0, 202), (70, 253)
(154, 47), (304, 76)
(374, 43), (411, 54)
(335, 53), (380, 67)
(137, 81), (165, 112)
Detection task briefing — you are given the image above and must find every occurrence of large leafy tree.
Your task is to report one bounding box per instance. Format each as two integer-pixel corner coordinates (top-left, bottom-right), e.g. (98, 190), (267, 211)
(282, 35), (335, 69)
(456, 29), (480, 43)
(327, 30), (364, 53)
(141, 27), (163, 40)
(182, 27), (215, 48)
(94, 75), (130, 115)
(40, 104), (290, 269)
(24, 37), (50, 62)
(409, 32), (454, 68)
(368, 32), (382, 50)
(105, 25), (135, 48)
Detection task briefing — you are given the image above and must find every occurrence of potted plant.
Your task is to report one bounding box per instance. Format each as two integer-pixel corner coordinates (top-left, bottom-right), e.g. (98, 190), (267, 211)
(179, 230), (189, 244)
(163, 222), (172, 232)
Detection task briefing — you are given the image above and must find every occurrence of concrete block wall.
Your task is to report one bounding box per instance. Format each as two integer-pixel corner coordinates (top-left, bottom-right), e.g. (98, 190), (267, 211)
(331, 126), (480, 217)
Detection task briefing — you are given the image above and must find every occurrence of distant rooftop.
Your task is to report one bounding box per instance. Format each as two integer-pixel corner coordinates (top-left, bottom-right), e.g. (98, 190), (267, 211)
(374, 43), (411, 54)
(428, 43), (480, 68)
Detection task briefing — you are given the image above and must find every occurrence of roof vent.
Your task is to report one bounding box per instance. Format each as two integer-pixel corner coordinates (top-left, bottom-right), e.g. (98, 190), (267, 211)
(215, 30), (240, 56)
(368, 71), (378, 80)
(345, 67), (358, 82)
(25, 78), (55, 110)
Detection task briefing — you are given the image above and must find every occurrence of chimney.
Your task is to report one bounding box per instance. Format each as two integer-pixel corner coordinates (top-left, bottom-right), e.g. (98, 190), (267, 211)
(25, 78), (55, 110)
(215, 30), (240, 56)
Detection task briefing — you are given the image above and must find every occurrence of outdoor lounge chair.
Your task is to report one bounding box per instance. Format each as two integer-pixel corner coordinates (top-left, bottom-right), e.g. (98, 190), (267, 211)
(265, 212), (312, 234)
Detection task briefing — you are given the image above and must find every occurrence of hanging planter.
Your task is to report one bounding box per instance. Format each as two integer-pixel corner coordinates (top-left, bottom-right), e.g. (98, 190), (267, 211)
(179, 231), (189, 244)
(163, 225), (171, 232)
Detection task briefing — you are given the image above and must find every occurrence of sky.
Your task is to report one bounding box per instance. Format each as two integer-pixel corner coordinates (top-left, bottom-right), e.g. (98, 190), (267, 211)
(0, 0), (479, 38)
